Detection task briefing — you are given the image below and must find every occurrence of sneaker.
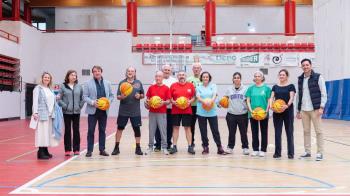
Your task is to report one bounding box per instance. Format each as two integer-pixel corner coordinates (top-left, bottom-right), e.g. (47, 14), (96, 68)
(243, 148), (249, 155)
(226, 147), (233, 154)
(85, 151), (92, 157)
(162, 149), (169, 155)
(135, 147), (144, 155)
(65, 151), (71, 156)
(251, 151), (259, 157)
(111, 146), (120, 155)
(299, 152), (311, 158)
(188, 145), (195, 155)
(145, 148), (152, 155)
(202, 146), (209, 155)
(217, 146), (227, 155)
(258, 151), (265, 157)
(315, 153), (323, 161)
(273, 154), (281, 159)
(288, 154), (294, 159)
(154, 146), (161, 152)
(73, 151), (80, 156)
(99, 151), (109, 156)
(169, 145), (178, 154)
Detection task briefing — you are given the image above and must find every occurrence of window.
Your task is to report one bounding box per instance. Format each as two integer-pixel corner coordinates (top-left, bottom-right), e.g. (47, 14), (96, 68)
(31, 22), (47, 31)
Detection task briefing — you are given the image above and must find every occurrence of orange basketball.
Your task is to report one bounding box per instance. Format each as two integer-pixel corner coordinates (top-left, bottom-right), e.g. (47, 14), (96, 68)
(272, 99), (287, 113)
(149, 96), (163, 109)
(120, 82), (133, 96)
(219, 96), (229, 108)
(252, 107), (267, 121)
(97, 97), (110, 111)
(202, 98), (214, 111)
(176, 96), (189, 110)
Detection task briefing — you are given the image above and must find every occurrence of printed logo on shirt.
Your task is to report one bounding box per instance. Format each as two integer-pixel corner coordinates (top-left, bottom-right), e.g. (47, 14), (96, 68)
(230, 94), (244, 100)
(187, 89), (192, 93)
(133, 83), (141, 89)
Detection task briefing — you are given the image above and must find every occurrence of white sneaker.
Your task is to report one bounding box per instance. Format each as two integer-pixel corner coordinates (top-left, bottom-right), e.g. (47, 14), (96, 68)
(145, 148), (152, 155)
(162, 149), (169, 155)
(226, 147), (233, 154)
(242, 148), (249, 155)
(251, 151), (259, 157)
(258, 151), (265, 157)
(315, 153), (323, 161)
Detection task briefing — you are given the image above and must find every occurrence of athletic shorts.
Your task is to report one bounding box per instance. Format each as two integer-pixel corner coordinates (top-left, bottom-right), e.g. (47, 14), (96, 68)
(172, 114), (192, 127)
(117, 115), (142, 130)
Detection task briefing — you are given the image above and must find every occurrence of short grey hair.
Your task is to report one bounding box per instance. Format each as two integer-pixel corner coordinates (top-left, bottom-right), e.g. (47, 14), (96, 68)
(161, 64), (172, 71)
(253, 70), (265, 82)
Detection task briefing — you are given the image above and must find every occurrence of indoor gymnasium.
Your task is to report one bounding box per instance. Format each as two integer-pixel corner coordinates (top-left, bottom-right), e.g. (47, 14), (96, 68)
(1, 0), (350, 195)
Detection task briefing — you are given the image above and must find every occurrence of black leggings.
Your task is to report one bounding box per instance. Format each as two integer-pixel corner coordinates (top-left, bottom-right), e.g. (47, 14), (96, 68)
(190, 106), (197, 144)
(197, 115), (222, 147)
(226, 113), (249, 149)
(63, 114), (80, 152)
(273, 107), (294, 156)
(250, 117), (269, 152)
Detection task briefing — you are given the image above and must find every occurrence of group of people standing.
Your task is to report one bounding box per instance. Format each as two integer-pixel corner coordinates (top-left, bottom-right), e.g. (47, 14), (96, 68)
(32, 58), (327, 161)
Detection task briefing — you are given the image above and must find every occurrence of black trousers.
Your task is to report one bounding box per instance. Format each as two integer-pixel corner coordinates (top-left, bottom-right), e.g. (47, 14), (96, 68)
(87, 110), (107, 152)
(155, 109), (173, 148)
(197, 115), (222, 147)
(63, 114), (81, 152)
(273, 107), (294, 156)
(250, 117), (269, 152)
(190, 106), (197, 145)
(226, 113), (249, 149)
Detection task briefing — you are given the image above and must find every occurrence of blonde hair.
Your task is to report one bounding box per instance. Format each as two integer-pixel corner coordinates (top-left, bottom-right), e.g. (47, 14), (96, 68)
(41, 72), (53, 87)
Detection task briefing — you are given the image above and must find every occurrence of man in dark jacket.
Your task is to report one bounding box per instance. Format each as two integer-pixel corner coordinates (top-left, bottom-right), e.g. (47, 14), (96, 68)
(296, 59), (327, 161)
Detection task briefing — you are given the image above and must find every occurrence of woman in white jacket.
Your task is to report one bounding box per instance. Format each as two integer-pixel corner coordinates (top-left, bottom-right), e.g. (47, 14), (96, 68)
(32, 72), (59, 159)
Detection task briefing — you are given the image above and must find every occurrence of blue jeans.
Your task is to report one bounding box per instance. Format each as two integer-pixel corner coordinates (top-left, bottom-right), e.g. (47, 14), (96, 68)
(87, 110), (107, 152)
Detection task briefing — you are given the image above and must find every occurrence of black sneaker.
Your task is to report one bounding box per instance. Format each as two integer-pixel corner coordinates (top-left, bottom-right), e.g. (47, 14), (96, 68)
(169, 145), (178, 154)
(288, 154), (294, 159)
(202, 146), (209, 155)
(85, 151), (92, 157)
(299, 152), (311, 158)
(99, 151), (109, 156)
(217, 146), (227, 155)
(154, 146), (161, 152)
(188, 146), (195, 155)
(111, 146), (120, 155)
(273, 154), (281, 159)
(135, 147), (144, 155)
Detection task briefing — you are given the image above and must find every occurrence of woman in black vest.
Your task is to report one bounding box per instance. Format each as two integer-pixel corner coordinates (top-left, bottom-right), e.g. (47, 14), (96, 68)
(270, 69), (296, 159)
(58, 70), (85, 156)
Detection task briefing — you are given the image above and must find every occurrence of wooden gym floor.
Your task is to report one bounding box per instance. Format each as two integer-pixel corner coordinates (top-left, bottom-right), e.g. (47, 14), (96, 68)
(2, 117), (350, 195)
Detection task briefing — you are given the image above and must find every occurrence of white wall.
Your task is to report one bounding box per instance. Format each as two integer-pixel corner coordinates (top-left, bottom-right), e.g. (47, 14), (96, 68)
(0, 22), (43, 119)
(0, 22), (21, 120)
(314, 0), (350, 80)
(55, 7), (126, 30)
(55, 6), (314, 34)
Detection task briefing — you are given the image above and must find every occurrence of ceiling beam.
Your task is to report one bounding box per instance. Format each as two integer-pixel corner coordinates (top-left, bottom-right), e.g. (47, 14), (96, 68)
(30, 0), (312, 7)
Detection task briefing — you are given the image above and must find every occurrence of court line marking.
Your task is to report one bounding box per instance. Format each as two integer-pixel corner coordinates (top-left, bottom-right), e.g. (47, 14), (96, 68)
(10, 131), (117, 195)
(6, 149), (38, 162)
(0, 186), (18, 189)
(30, 164), (335, 190)
(35, 185), (331, 189)
(0, 135), (31, 143)
(324, 138), (350, 147)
